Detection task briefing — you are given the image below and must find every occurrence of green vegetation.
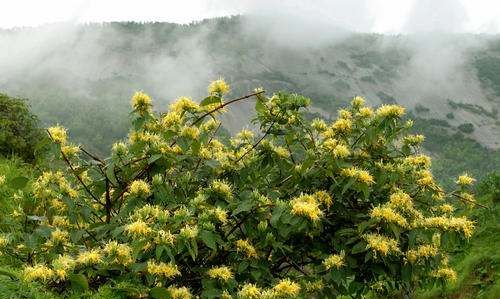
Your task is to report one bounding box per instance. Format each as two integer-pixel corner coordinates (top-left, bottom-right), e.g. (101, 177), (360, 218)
(416, 173), (500, 299)
(0, 93), (45, 161)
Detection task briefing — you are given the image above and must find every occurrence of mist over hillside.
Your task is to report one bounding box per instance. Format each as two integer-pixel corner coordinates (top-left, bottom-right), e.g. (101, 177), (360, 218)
(0, 16), (499, 154)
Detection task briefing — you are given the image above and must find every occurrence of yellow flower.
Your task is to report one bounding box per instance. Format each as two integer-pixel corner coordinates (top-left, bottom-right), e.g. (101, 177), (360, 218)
(162, 111), (182, 128)
(351, 96), (365, 107)
(403, 134), (425, 146)
(417, 170), (434, 186)
(273, 278), (301, 297)
(290, 194), (323, 221)
(405, 244), (438, 264)
(236, 239), (257, 258)
(52, 255), (76, 280)
(125, 220), (152, 238)
(376, 104), (405, 118)
(370, 206), (408, 227)
(456, 173), (475, 186)
(273, 146), (290, 158)
(332, 118), (352, 133)
(333, 144), (350, 159)
(181, 126), (200, 140)
(131, 91), (152, 114)
(304, 279), (324, 292)
(147, 261), (180, 279)
(358, 107), (374, 118)
(179, 225), (198, 239)
(207, 266), (233, 282)
(168, 286), (192, 299)
(237, 129), (254, 140)
(210, 179), (233, 200)
(238, 284), (262, 299)
(323, 251), (345, 270)
(404, 154), (431, 168)
(364, 233), (400, 257)
(129, 180), (151, 197)
(388, 191), (413, 211)
(341, 167), (375, 185)
(155, 230), (176, 246)
(213, 207), (228, 224)
(433, 267), (457, 282)
(103, 241), (134, 266)
(417, 216), (474, 238)
(170, 96), (199, 113)
(0, 235), (9, 247)
(48, 229), (70, 246)
(48, 125), (67, 144)
(76, 249), (102, 265)
(23, 264), (54, 282)
(112, 142), (128, 156)
(338, 109), (352, 119)
(208, 78), (230, 95)
(61, 145), (80, 157)
(438, 204), (454, 214)
(311, 118), (328, 131)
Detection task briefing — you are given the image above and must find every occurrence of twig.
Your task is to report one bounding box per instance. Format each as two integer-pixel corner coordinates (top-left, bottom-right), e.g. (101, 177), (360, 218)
(47, 130), (104, 207)
(191, 90), (265, 126)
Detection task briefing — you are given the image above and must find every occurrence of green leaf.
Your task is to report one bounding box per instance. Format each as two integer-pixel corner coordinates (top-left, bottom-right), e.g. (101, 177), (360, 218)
(200, 95), (222, 107)
(105, 163), (118, 186)
(150, 287), (170, 299)
(255, 98), (266, 114)
(351, 241), (367, 254)
(200, 230), (217, 250)
(69, 273), (89, 291)
(8, 176), (29, 189)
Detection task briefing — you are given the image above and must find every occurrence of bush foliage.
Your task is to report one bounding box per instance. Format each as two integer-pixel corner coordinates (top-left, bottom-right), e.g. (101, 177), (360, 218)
(0, 93), (45, 161)
(0, 81), (478, 298)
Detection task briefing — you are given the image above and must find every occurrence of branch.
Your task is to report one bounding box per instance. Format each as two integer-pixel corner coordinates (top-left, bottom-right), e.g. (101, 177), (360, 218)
(235, 115), (280, 163)
(47, 130), (104, 207)
(191, 90), (265, 126)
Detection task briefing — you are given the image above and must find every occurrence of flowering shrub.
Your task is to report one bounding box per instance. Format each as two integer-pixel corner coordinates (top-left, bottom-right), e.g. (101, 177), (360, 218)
(0, 81), (477, 298)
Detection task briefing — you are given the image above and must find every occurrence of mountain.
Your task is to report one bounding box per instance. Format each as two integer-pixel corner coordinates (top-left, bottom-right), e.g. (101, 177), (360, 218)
(0, 16), (499, 186)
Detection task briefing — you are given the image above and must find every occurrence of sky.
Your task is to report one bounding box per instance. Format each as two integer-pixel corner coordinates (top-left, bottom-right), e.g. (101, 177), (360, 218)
(1, 0), (500, 33)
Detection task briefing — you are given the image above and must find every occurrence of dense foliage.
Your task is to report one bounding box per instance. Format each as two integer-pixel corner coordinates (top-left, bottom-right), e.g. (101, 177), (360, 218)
(0, 93), (45, 161)
(0, 81), (478, 298)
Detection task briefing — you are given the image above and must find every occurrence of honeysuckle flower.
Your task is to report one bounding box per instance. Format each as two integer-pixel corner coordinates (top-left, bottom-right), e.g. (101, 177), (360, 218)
(147, 260), (180, 279)
(236, 239), (257, 258)
(376, 104), (405, 118)
(129, 179), (151, 197)
(48, 125), (67, 144)
(208, 78), (230, 95)
(273, 278), (301, 297)
(131, 91), (152, 114)
(364, 233), (400, 256)
(207, 266), (233, 282)
(238, 284), (262, 299)
(456, 173), (475, 186)
(323, 250), (345, 270)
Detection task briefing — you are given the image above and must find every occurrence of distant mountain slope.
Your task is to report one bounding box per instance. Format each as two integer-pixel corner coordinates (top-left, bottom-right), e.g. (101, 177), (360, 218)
(0, 16), (499, 153)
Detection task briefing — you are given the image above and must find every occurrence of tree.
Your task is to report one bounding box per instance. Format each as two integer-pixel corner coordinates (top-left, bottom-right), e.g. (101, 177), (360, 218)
(0, 93), (45, 161)
(0, 81), (478, 298)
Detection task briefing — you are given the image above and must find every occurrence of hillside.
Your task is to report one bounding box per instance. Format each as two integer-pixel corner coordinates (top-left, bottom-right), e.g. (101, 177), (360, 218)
(0, 16), (499, 186)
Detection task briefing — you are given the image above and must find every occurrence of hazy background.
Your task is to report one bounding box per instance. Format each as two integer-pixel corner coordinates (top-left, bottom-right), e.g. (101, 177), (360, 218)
(0, 1), (499, 187)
